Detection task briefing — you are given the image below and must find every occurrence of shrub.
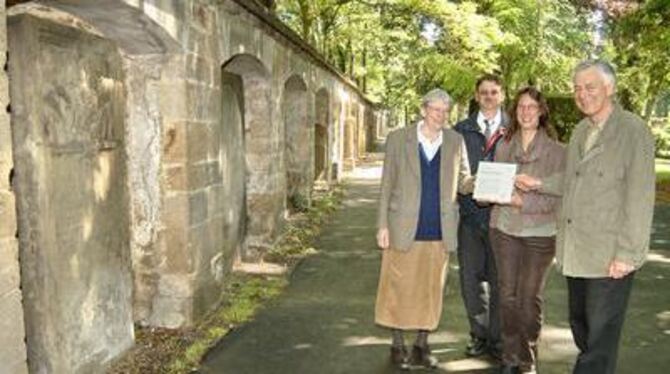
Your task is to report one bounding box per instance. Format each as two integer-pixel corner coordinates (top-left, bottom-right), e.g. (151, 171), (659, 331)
(652, 123), (670, 158)
(546, 96), (582, 143)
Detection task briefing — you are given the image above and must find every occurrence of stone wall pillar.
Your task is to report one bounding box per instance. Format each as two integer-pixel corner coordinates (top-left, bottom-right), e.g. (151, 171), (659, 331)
(8, 14), (134, 373)
(0, 2), (29, 372)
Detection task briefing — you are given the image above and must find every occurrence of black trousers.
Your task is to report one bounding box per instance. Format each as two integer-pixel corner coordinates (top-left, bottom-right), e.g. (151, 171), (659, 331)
(457, 222), (500, 346)
(567, 273), (635, 374)
(490, 229), (555, 371)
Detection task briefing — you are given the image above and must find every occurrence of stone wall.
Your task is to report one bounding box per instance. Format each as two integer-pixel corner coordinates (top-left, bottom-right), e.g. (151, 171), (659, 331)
(0, 1), (28, 373)
(4, 0), (384, 371)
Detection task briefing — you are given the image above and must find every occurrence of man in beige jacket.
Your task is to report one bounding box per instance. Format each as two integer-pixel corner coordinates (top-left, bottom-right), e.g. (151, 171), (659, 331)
(375, 89), (472, 369)
(517, 60), (655, 374)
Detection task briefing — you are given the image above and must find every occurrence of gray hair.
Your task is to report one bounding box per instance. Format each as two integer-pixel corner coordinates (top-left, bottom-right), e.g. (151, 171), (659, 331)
(421, 88), (452, 108)
(573, 59), (617, 87)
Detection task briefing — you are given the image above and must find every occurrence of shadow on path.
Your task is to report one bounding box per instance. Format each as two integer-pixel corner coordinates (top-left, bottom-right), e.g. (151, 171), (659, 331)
(199, 161), (670, 374)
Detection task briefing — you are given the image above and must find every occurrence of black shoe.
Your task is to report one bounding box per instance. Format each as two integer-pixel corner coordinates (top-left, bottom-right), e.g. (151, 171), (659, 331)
(390, 346), (410, 370)
(499, 364), (520, 374)
(465, 337), (487, 357)
(519, 363), (537, 374)
(410, 344), (439, 369)
(488, 346), (502, 362)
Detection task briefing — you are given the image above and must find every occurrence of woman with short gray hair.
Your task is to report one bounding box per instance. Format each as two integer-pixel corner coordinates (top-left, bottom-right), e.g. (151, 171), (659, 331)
(375, 88), (472, 370)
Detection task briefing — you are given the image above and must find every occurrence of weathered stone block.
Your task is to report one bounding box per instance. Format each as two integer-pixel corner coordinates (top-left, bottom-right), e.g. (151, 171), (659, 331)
(187, 122), (219, 164)
(186, 82), (219, 122)
(0, 190), (16, 239)
(0, 119), (11, 192)
(206, 184), (225, 219)
(161, 226), (193, 273)
(164, 164), (188, 191)
(160, 79), (189, 119)
(187, 161), (221, 191)
(0, 238), (19, 299)
(191, 2), (215, 33)
(0, 289), (28, 374)
(163, 121), (189, 163)
(186, 52), (215, 85)
(150, 273), (195, 328)
(189, 189), (208, 225)
(162, 193), (190, 231)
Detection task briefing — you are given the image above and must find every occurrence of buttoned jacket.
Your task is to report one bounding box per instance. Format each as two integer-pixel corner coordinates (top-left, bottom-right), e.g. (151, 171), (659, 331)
(378, 124), (473, 252)
(542, 105), (655, 277)
(490, 129), (566, 235)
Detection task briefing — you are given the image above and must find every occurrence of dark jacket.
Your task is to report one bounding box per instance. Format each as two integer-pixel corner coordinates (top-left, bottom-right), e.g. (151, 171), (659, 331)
(454, 112), (508, 229)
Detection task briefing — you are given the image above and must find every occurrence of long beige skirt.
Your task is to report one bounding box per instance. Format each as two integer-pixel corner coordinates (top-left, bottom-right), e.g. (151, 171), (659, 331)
(375, 241), (449, 331)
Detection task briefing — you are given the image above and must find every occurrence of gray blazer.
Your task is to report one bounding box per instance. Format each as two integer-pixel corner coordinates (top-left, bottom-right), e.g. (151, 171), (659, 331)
(542, 105), (656, 277)
(378, 124), (472, 252)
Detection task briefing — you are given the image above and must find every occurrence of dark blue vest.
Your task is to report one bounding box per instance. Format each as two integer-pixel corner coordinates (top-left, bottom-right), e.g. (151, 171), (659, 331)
(415, 145), (442, 241)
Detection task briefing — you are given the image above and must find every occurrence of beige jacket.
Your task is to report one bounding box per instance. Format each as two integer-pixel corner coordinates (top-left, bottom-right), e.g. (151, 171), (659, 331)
(541, 105), (656, 277)
(378, 124), (472, 252)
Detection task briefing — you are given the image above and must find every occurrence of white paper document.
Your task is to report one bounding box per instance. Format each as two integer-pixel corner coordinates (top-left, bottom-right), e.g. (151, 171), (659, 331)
(473, 162), (518, 203)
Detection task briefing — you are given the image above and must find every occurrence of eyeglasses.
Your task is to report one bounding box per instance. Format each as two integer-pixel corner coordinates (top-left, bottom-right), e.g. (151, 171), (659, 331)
(478, 90), (500, 96)
(426, 105), (449, 114)
(517, 104), (539, 111)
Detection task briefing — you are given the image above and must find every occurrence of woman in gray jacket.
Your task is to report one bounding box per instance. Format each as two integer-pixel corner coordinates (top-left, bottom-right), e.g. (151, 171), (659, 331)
(487, 87), (566, 374)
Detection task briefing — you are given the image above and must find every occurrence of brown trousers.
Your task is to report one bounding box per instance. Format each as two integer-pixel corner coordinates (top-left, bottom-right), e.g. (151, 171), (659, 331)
(489, 228), (555, 371)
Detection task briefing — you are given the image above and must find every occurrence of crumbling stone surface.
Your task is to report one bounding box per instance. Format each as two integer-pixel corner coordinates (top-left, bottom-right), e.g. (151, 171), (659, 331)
(8, 14), (133, 374)
(3, 0), (384, 371)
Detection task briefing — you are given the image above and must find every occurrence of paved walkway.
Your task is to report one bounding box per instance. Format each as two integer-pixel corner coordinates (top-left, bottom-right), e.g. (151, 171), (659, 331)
(200, 161), (670, 374)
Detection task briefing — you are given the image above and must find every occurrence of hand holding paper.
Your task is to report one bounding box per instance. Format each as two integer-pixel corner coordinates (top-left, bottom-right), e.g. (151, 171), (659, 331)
(473, 162), (517, 203)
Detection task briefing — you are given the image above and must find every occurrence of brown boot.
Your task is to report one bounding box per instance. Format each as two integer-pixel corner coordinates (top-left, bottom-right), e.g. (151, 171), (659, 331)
(390, 345), (410, 370)
(410, 344), (438, 369)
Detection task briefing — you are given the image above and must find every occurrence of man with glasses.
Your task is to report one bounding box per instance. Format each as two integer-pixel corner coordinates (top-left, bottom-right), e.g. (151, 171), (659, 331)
(375, 89), (473, 369)
(454, 74), (508, 360)
(516, 60), (655, 374)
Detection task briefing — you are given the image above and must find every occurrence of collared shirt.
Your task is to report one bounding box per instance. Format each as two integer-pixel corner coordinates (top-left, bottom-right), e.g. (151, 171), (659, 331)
(417, 121), (442, 161)
(583, 118), (608, 152)
(477, 109), (502, 136)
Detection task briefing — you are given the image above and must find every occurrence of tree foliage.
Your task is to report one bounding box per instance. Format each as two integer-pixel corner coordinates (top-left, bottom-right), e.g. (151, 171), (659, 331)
(275, 0), (666, 128)
(609, 0), (670, 120)
(277, 0), (504, 115)
(475, 0), (590, 96)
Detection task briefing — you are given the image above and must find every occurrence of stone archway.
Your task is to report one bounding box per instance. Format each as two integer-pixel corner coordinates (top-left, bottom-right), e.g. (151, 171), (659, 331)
(314, 88), (330, 181)
(343, 102), (357, 171)
(221, 54), (280, 261)
(282, 75), (309, 211)
(219, 70), (245, 270)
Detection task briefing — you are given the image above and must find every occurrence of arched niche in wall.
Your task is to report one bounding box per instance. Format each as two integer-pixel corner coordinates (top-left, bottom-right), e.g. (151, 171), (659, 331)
(7, 2), (178, 372)
(342, 99), (360, 170)
(365, 108), (377, 152)
(282, 75), (309, 212)
(314, 87), (330, 182)
(221, 54), (279, 262)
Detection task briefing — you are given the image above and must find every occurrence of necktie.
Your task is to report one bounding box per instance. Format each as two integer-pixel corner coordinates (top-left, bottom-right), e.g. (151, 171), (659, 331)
(484, 119), (492, 140)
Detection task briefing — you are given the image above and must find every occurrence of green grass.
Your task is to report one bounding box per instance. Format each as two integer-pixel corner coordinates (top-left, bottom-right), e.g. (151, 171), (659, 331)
(265, 184), (345, 264)
(108, 184), (346, 374)
(166, 275), (287, 373)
